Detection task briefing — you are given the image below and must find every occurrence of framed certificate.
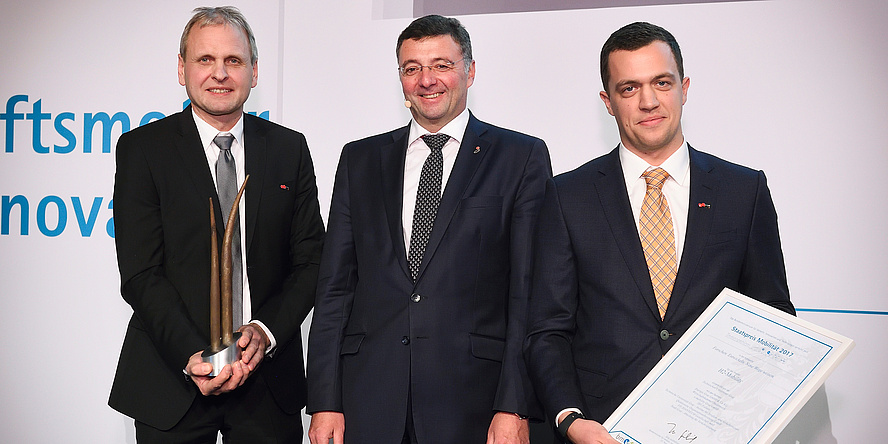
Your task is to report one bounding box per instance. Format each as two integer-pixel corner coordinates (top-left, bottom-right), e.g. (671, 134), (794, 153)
(603, 288), (854, 444)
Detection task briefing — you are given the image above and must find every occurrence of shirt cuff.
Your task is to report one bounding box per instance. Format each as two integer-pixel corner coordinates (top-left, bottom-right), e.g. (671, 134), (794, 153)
(555, 408), (583, 427)
(248, 319), (277, 355)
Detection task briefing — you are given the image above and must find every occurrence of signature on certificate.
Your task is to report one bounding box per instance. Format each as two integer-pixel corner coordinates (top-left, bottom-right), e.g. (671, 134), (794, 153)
(666, 422), (698, 442)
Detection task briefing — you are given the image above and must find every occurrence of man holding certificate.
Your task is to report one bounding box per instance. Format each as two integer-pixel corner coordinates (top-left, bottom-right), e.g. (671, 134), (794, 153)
(524, 22), (795, 443)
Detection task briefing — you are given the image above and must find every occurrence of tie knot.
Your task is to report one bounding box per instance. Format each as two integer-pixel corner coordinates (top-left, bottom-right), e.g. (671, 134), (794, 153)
(214, 134), (234, 152)
(421, 133), (450, 151)
(643, 167), (669, 189)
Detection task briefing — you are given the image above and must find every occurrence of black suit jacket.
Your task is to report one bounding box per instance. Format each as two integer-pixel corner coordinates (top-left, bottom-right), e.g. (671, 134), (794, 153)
(524, 146), (795, 423)
(306, 114), (552, 443)
(109, 108), (324, 429)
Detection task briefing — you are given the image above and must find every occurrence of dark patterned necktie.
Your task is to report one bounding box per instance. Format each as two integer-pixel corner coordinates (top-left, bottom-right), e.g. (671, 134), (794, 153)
(407, 133), (449, 281)
(214, 133), (243, 330)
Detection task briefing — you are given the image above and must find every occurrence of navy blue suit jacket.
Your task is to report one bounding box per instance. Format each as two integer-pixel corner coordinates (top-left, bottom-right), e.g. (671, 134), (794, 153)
(307, 114), (552, 443)
(524, 146), (794, 423)
(109, 108), (324, 429)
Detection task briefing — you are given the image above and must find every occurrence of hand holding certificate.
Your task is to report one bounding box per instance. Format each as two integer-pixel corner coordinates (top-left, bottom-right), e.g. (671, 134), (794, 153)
(603, 289), (853, 444)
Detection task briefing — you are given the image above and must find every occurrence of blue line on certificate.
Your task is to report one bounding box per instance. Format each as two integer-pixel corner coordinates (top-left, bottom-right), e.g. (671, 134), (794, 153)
(727, 301), (834, 443)
(797, 308), (888, 316)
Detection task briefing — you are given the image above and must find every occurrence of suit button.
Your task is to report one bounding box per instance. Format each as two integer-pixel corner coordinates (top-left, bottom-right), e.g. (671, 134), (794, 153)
(401, 336), (410, 345)
(411, 293), (422, 303)
(660, 329), (670, 340)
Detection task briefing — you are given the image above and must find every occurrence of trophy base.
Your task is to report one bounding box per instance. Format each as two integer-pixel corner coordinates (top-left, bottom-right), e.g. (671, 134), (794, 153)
(201, 331), (242, 377)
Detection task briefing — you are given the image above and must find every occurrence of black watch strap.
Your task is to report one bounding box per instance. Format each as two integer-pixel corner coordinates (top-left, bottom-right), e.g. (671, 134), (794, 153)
(557, 411), (584, 439)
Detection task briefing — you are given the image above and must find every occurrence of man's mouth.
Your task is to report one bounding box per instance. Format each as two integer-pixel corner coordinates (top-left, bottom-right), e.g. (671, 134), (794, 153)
(421, 92), (442, 99)
(639, 116), (664, 125)
(208, 88), (232, 94)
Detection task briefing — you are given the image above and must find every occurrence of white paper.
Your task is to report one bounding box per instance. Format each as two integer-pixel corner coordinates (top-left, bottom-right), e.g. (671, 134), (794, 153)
(604, 289), (854, 444)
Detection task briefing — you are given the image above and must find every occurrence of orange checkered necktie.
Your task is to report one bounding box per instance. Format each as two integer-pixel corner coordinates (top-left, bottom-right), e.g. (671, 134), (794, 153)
(639, 167), (676, 320)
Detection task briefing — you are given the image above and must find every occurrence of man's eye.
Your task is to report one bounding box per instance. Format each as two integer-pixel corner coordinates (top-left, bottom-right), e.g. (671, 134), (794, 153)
(404, 67), (420, 75)
(434, 64), (451, 71)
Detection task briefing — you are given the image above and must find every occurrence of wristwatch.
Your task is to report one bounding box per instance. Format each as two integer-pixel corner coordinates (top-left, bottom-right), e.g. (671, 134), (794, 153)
(557, 411), (584, 439)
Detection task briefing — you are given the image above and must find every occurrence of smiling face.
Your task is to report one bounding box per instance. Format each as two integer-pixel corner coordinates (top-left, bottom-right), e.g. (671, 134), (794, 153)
(178, 23), (257, 131)
(599, 41), (689, 164)
(398, 35), (475, 133)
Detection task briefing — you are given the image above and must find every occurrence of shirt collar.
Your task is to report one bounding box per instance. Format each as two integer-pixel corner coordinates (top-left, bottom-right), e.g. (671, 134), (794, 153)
(192, 108), (245, 150)
(620, 141), (690, 192)
(408, 108), (470, 147)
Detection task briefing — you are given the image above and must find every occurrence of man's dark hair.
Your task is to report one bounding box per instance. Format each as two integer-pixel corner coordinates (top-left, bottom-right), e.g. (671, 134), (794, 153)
(396, 15), (473, 68)
(600, 22), (683, 92)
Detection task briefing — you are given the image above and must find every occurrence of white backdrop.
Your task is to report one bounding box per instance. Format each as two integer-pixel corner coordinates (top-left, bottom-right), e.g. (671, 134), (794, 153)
(1, 0), (885, 442)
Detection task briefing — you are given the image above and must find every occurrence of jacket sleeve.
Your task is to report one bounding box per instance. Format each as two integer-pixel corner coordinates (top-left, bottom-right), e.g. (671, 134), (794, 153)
(494, 138), (552, 419)
(738, 170), (794, 315)
(306, 145), (357, 413)
(113, 131), (206, 371)
(249, 131), (325, 346)
(523, 178), (588, 421)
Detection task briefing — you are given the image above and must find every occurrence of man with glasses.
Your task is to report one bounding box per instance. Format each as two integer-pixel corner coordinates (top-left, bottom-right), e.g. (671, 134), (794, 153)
(307, 14), (552, 444)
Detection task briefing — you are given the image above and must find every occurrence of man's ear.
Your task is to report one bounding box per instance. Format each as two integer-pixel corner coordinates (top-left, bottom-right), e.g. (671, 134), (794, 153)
(178, 54), (186, 86)
(600, 90), (615, 117)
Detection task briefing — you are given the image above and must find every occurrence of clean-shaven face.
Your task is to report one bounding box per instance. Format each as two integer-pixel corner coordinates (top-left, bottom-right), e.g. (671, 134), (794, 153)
(398, 35), (474, 133)
(178, 23), (257, 130)
(600, 41), (689, 160)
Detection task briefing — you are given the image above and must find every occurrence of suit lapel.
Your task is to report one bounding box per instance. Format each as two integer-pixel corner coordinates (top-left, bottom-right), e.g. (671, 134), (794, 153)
(243, 114), (266, 255)
(594, 148), (662, 320)
(381, 125), (411, 280)
(415, 114), (489, 282)
(666, 146), (718, 321)
(174, 109), (224, 236)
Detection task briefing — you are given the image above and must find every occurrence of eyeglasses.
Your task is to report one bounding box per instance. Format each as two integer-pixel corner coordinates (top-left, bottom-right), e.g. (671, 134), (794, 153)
(398, 59), (469, 77)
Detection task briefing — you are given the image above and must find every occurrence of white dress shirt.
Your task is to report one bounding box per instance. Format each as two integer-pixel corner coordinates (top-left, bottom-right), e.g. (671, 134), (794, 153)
(192, 110), (276, 352)
(401, 108), (470, 251)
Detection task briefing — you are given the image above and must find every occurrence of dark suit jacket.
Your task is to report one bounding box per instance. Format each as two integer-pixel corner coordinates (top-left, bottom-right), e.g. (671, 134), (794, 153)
(524, 146), (795, 424)
(109, 108), (324, 430)
(306, 114), (552, 443)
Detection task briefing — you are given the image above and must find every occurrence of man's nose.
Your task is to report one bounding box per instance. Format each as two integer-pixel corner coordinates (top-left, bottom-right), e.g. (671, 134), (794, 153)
(417, 67), (438, 87)
(212, 62), (228, 81)
(638, 86), (659, 110)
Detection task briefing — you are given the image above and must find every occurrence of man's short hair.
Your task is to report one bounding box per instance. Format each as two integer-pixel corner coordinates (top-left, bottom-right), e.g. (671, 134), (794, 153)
(600, 22), (683, 92)
(180, 6), (258, 65)
(397, 14), (473, 71)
